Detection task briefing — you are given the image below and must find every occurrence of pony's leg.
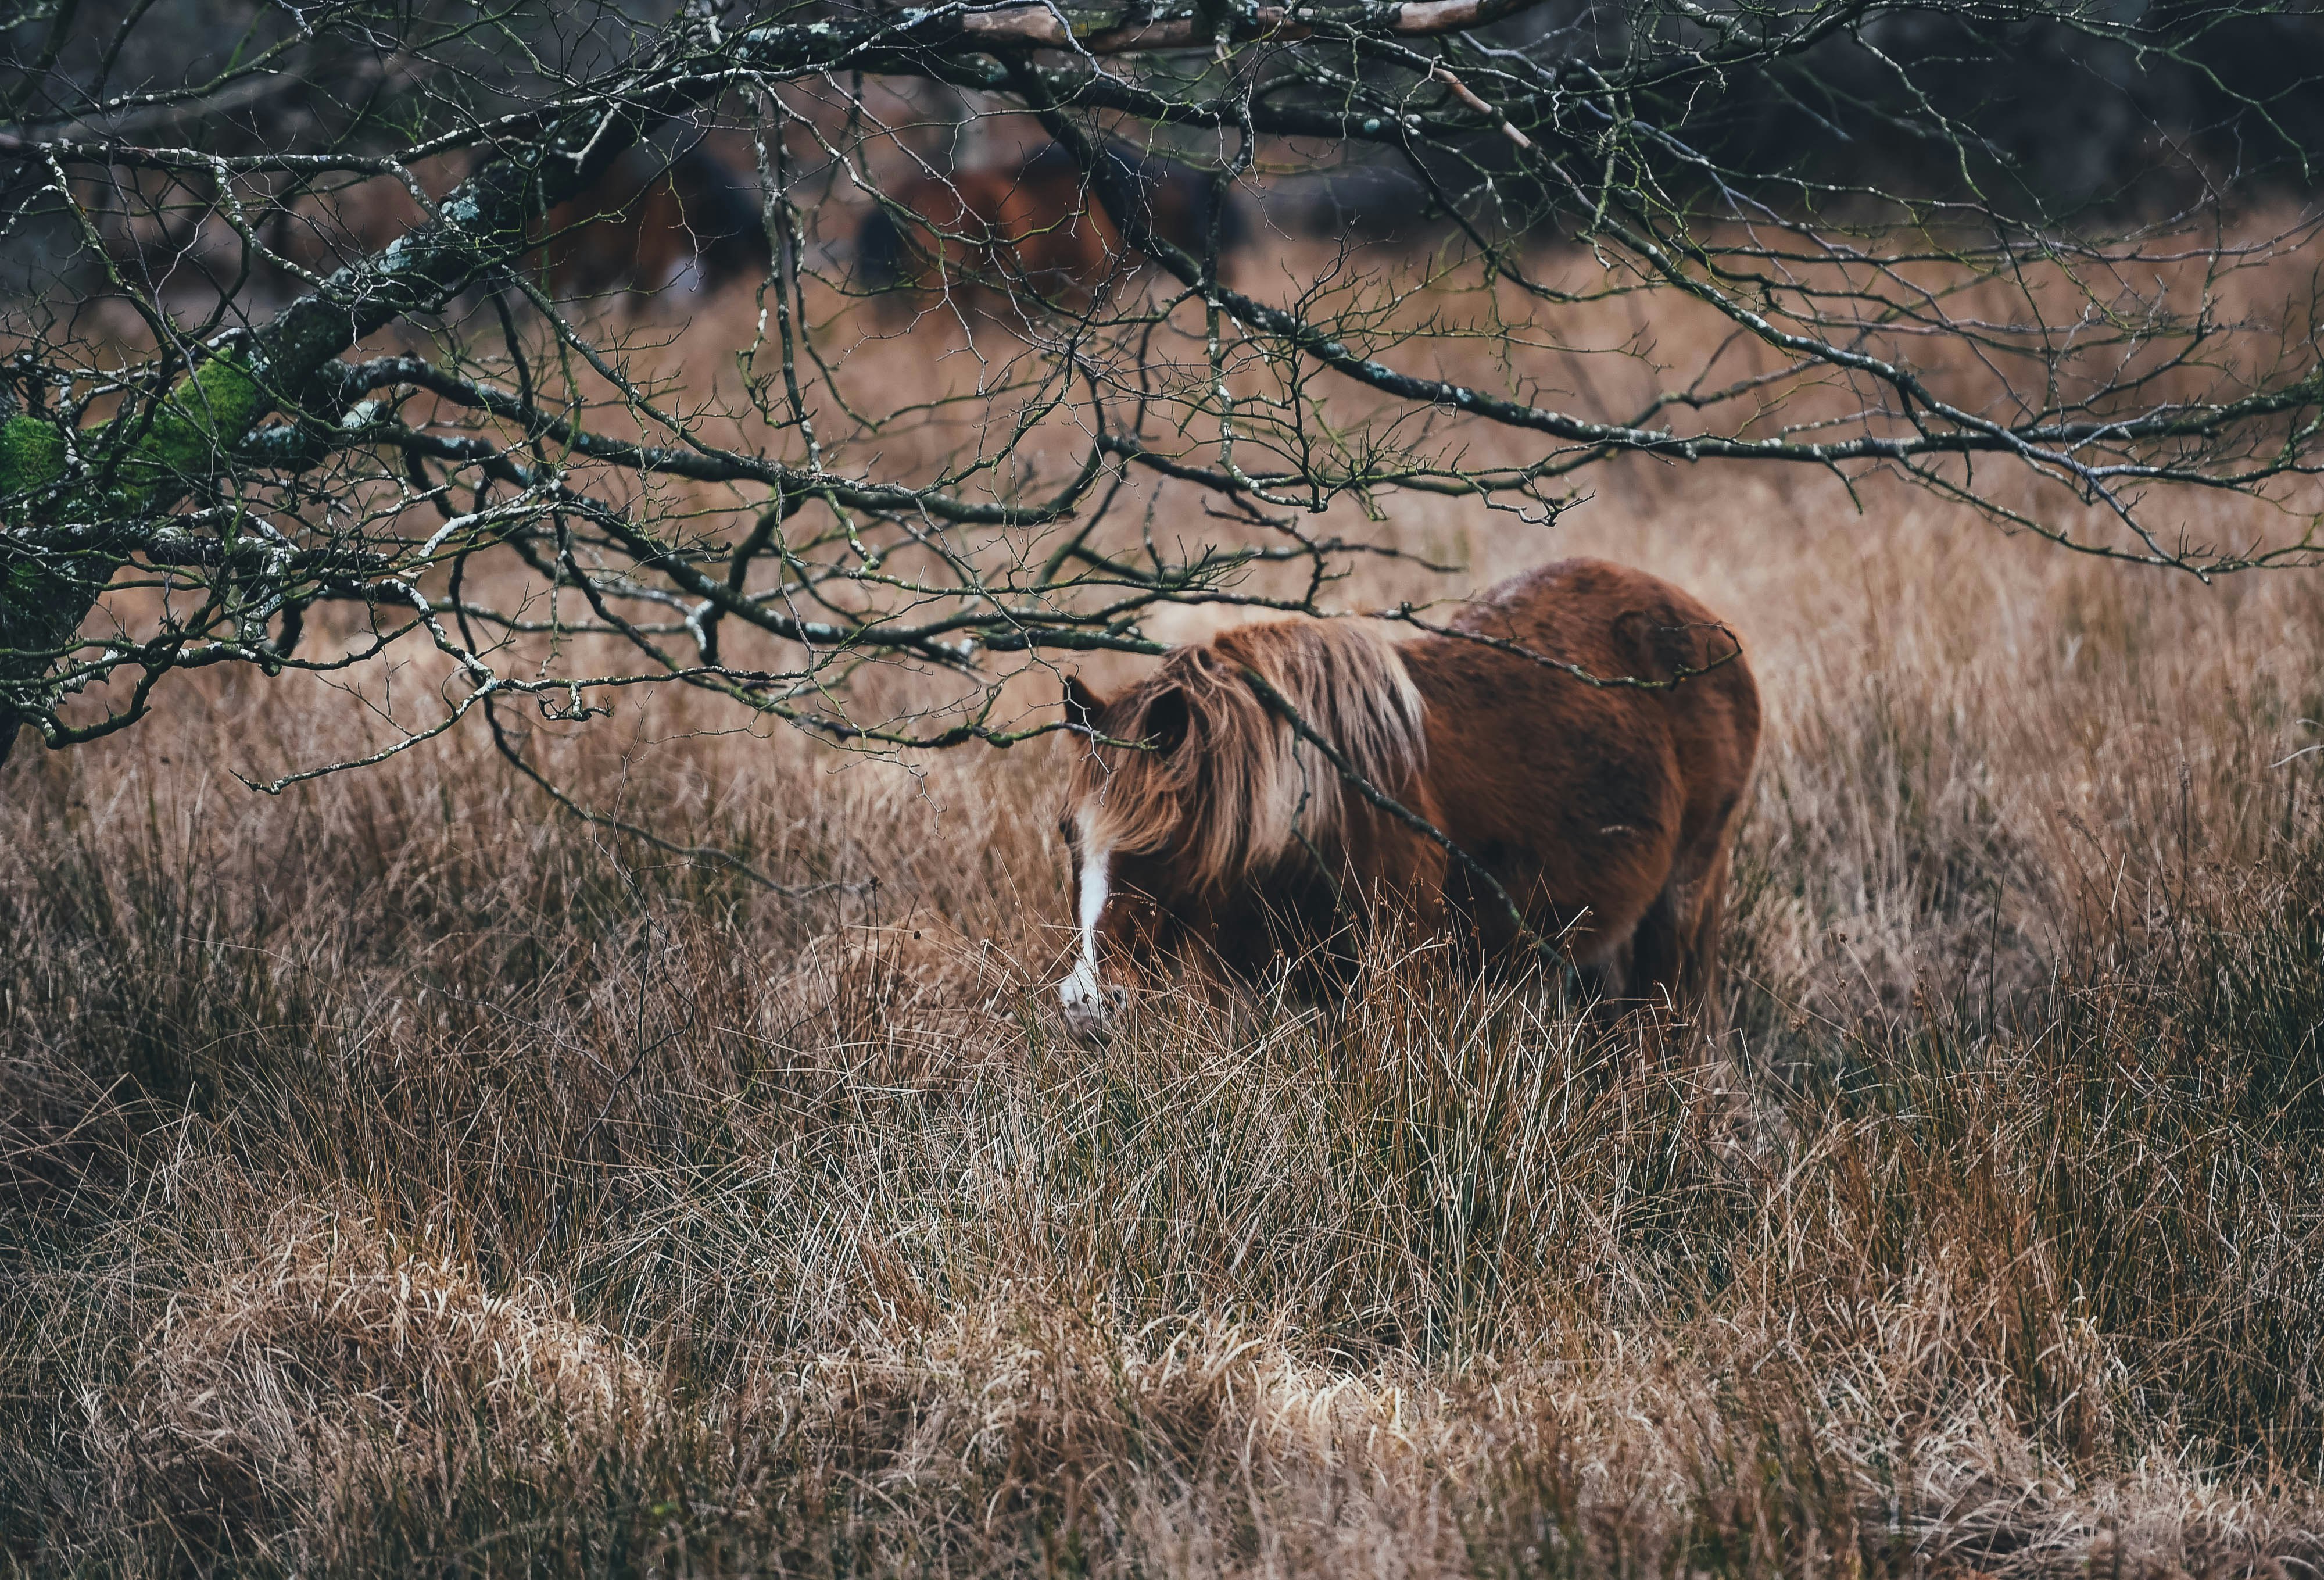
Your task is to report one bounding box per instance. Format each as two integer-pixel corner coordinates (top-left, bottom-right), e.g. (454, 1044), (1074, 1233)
(1625, 884), (1685, 1014)
(1680, 852), (1732, 1034)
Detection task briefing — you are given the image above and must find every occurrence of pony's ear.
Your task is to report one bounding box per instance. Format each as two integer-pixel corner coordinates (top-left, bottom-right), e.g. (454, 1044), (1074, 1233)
(1063, 674), (1108, 731)
(1140, 687), (1190, 756)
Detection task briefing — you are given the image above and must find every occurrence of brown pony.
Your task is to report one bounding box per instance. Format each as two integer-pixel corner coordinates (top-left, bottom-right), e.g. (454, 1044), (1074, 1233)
(1055, 559), (1761, 1034)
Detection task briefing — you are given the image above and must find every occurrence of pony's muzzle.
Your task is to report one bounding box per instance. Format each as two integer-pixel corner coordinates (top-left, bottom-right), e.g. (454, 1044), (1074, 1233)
(1057, 961), (1129, 1039)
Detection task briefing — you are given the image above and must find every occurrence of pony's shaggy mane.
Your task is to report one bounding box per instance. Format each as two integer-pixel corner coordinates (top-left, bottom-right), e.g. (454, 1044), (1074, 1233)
(1072, 619), (1427, 893)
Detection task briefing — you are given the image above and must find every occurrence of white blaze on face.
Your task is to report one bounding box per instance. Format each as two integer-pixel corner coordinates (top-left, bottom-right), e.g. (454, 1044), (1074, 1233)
(1058, 825), (1113, 1020)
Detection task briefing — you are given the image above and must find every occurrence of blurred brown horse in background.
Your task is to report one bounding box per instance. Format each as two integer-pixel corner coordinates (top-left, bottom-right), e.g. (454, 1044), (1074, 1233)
(529, 142), (768, 301)
(854, 140), (1244, 310)
(1054, 559), (1761, 1035)
(83, 141), (767, 309)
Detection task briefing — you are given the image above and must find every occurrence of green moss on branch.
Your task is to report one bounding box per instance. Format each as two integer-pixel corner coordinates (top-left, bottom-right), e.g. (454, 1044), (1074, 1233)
(0, 414), (66, 499)
(107, 352), (266, 507)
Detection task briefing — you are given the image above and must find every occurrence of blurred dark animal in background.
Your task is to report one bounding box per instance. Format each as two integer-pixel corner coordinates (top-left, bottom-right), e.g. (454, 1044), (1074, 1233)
(531, 142), (768, 302)
(854, 140), (1245, 310)
(1260, 162), (1439, 245)
(76, 164), (271, 299)
(76, 143), (768, 311)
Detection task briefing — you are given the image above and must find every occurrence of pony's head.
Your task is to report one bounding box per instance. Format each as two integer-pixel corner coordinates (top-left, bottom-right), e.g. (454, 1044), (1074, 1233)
(1054, 619), (1427, 1036)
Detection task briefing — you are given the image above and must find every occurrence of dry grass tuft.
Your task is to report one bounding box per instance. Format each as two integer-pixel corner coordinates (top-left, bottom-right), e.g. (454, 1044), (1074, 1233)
(94, 1200), (653, 1570)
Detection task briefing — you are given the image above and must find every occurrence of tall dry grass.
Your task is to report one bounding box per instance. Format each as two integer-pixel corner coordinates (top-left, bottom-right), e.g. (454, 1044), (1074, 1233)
(3, 246), (2323, 1577)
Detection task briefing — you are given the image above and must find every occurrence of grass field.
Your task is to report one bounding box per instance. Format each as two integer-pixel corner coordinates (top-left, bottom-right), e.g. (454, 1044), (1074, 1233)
(3, 248), (2323, 1575)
